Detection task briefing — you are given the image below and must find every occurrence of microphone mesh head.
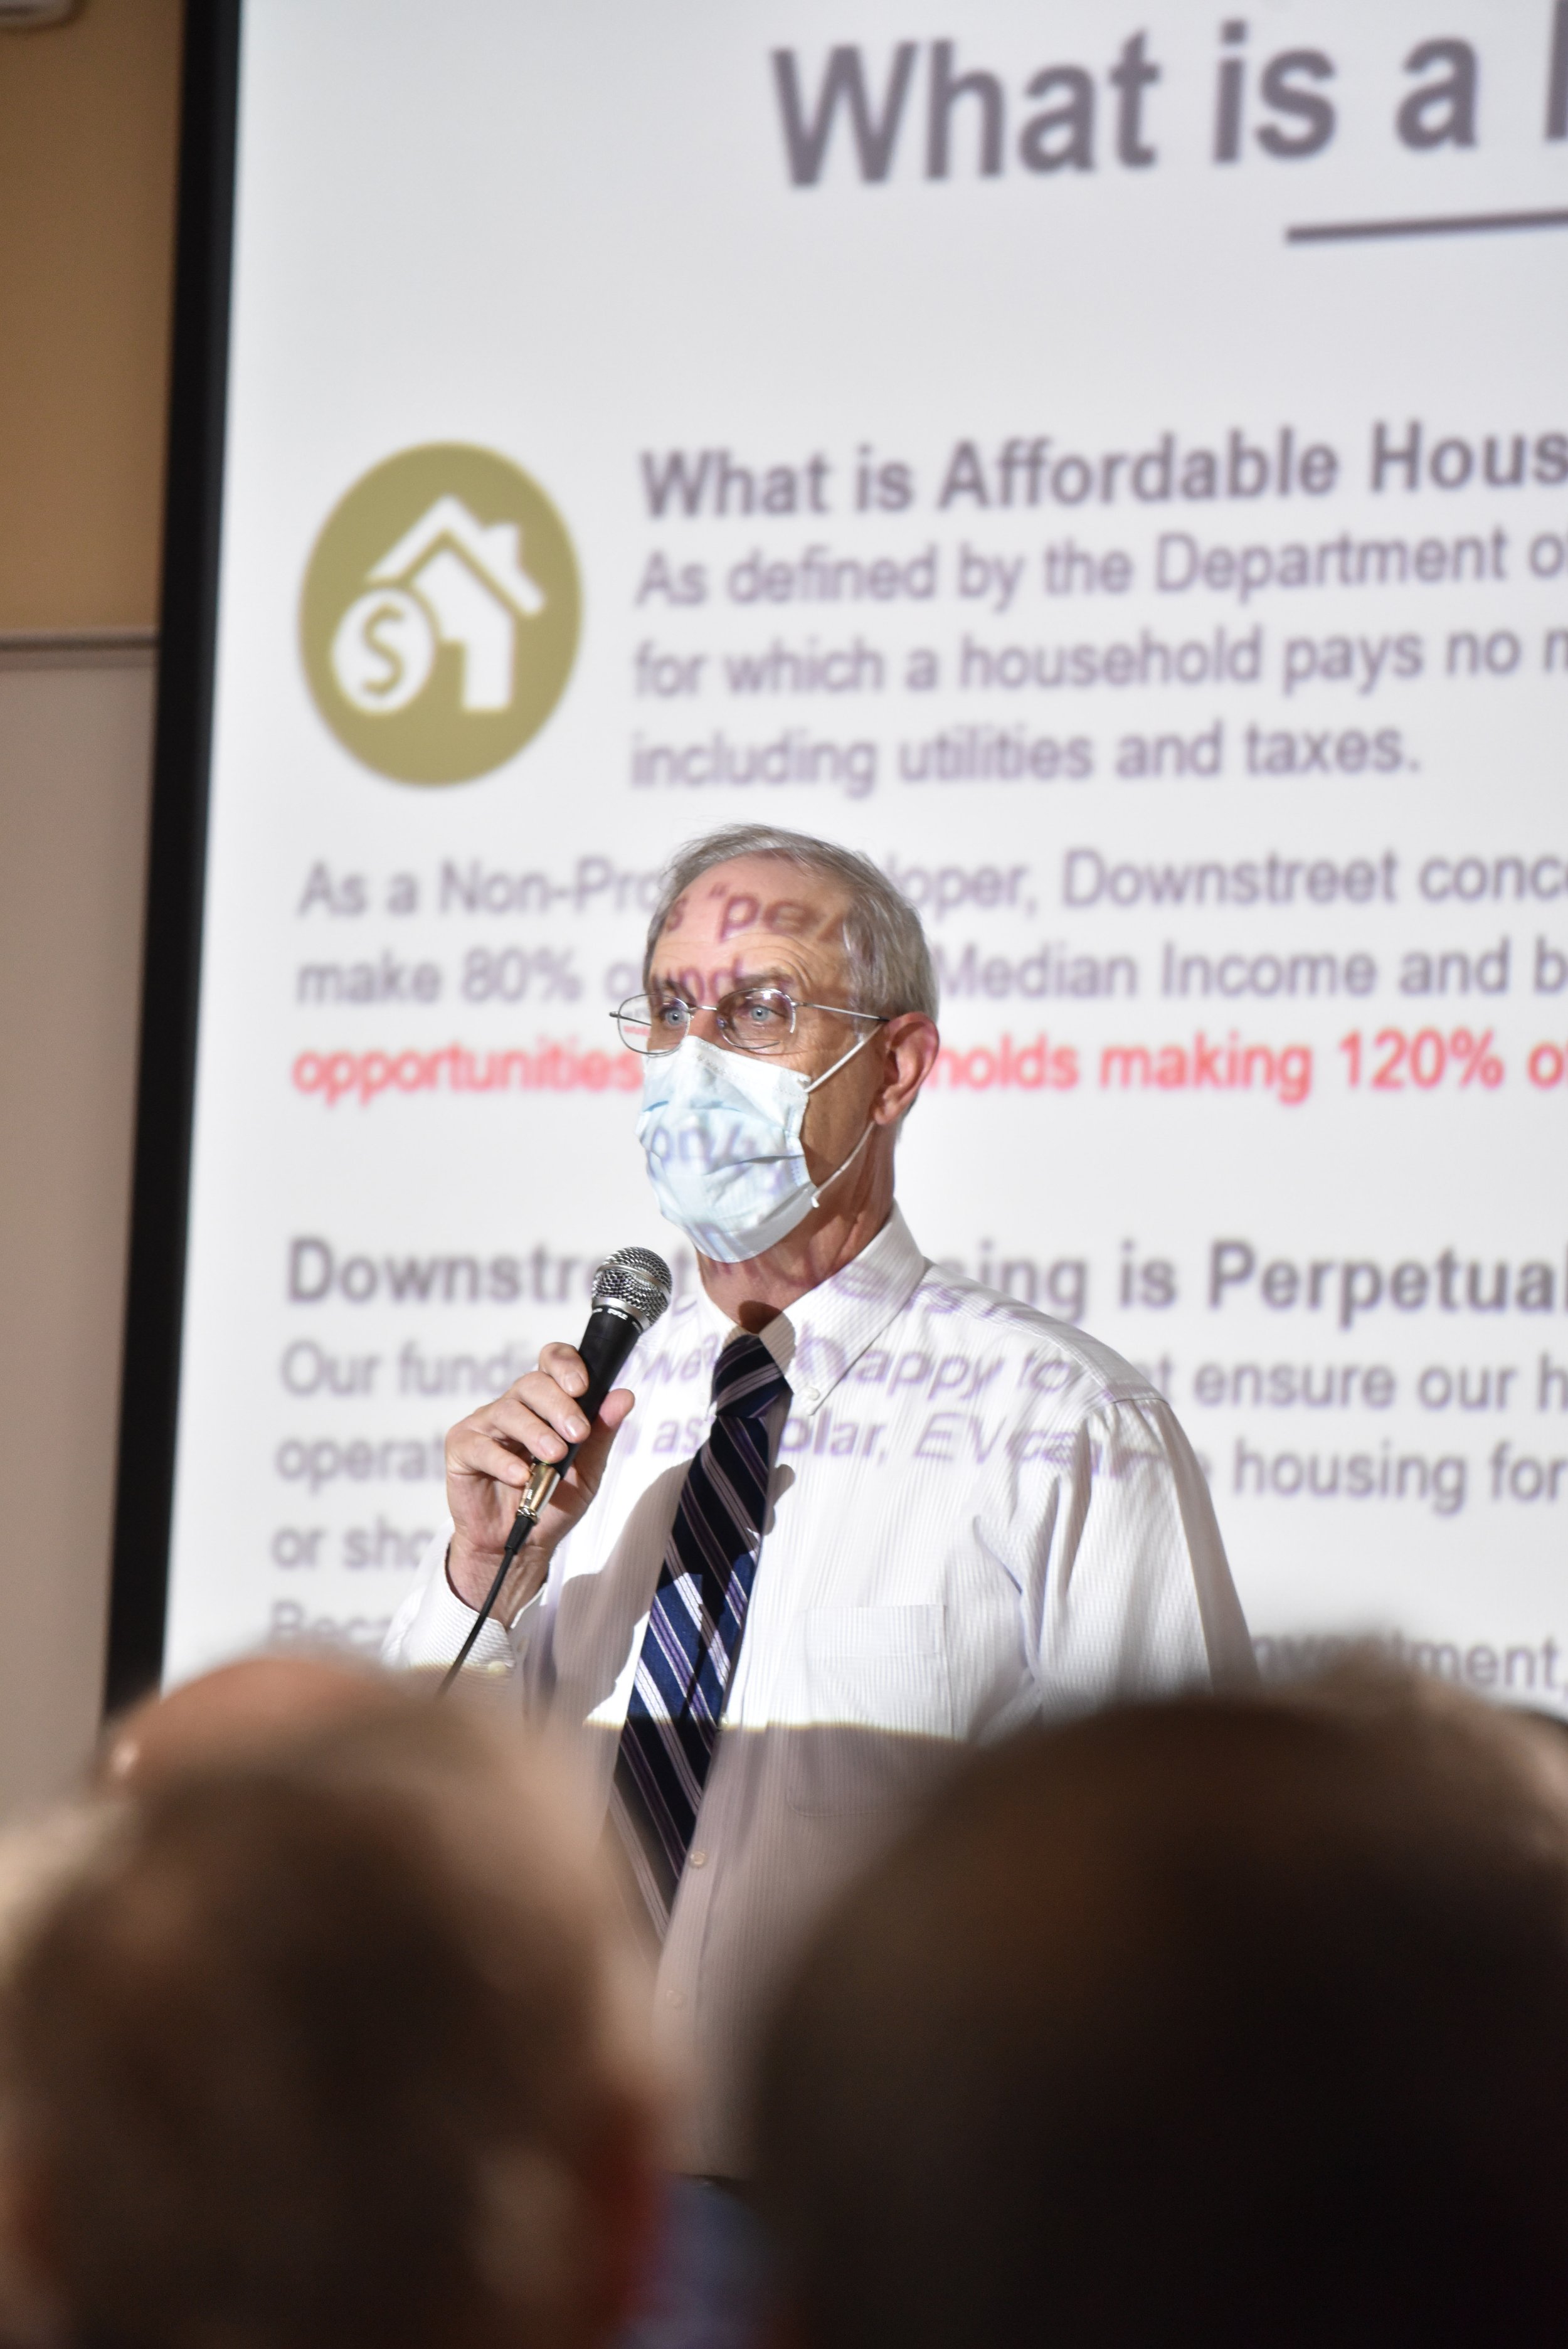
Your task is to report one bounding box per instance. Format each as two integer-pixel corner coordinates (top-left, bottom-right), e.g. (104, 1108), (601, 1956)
(592, 1246), (673, 1331)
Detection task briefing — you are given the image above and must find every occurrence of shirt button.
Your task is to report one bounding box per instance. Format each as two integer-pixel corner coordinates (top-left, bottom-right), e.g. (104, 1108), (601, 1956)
(665, 1988), (685, 2008)
(800, 1385), (820, 1408)
(689, 1849), (707, 1868)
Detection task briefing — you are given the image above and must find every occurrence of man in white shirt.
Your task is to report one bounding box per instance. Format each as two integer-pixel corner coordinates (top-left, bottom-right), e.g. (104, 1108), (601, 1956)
(386, 820), (1251, 2180)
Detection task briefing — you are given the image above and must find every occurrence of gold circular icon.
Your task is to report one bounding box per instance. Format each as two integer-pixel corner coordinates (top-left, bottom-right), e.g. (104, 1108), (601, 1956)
(300, 444), (581, 785)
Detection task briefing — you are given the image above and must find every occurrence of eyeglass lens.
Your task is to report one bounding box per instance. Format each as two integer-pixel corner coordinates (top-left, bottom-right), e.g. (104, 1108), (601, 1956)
(616, 988), (798, 1053)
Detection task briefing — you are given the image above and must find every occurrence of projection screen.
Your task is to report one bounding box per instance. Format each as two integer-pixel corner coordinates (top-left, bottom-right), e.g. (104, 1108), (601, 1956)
(114, 0), (1568, 1709)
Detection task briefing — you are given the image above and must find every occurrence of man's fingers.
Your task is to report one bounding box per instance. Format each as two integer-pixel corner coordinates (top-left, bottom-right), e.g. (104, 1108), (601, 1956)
(460, 1387), (588, 1464)
(536, 1342), (589, 1397)
(514, 1371), (593, 1448)
(449, 1383), (631, 1480)
(449, 1431), (532, 1492)
(446, 1366), (632, 1546)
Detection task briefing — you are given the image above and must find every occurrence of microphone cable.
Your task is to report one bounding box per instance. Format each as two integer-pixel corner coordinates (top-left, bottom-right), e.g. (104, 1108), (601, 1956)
(437, 1502), (538, 1697)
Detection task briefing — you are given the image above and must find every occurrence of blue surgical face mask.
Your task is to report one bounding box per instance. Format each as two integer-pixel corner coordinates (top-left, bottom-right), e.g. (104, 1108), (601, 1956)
(636, 1031), (876, 1265)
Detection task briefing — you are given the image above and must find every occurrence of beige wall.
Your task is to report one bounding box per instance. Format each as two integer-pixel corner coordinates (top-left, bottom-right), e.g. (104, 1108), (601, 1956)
(0, 0), (183, 630)
(0, 1), (183, 1811)
(0, 654), (157, 1810)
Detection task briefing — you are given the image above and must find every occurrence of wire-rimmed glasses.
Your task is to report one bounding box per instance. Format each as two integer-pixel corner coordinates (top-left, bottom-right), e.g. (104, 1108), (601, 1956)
(613, 986), (887, 1056)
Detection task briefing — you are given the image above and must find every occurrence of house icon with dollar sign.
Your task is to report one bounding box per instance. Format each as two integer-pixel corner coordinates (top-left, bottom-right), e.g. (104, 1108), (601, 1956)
(303, 444), (581, 786)
(333, 496), (546, 716)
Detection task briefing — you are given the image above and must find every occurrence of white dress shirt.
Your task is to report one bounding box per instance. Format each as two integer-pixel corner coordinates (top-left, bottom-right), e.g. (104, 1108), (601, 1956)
(384, 1206), (1251, 2175)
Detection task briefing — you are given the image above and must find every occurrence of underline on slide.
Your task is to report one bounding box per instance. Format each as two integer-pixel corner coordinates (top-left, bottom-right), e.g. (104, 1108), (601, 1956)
(1287, 207), (1568, 244)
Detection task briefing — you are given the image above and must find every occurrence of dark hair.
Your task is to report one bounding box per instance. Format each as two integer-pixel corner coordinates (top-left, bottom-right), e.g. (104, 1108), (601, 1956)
(0, 1705), (639, 2349)
(756, 1679), (1568, 2349)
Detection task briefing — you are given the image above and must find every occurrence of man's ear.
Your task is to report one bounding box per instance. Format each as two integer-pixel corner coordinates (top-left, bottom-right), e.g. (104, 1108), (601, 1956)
(871, 1014), (941, 1125)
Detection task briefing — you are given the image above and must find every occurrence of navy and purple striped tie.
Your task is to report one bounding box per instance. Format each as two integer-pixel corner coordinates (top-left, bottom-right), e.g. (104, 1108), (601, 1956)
(611, 1330), (789, 1934)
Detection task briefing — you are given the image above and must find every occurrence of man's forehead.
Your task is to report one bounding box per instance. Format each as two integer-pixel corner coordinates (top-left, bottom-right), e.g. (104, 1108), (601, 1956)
(654, 859), (850, 962)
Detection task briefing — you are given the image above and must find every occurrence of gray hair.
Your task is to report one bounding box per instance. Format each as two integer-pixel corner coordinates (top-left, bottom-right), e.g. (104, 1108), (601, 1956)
(642, 825), (938, 1019)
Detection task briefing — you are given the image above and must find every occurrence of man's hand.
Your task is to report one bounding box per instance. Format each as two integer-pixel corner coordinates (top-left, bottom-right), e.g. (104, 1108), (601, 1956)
(444, 1342), (635, 1623)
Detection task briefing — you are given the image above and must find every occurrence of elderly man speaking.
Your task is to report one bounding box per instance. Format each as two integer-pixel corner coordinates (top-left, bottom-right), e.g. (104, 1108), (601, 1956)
(386, 822), (1249, 2175)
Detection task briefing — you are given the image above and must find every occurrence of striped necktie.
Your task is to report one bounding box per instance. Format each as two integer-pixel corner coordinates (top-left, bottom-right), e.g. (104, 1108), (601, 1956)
(611, 1330), (789, 1936)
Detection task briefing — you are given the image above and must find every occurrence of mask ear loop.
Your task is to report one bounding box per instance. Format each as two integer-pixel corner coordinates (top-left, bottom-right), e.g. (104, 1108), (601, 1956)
(801, 1021), (879, 1095)
(802, 1022), (885, 1206)
(808, 1116), (876, 1209)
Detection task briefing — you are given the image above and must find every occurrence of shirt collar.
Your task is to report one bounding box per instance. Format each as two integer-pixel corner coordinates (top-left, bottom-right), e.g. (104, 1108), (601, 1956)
(694, 1205), (928, 1415)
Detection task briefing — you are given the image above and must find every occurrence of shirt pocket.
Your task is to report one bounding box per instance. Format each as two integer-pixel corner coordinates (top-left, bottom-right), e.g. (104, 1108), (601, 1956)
(787, 1604), (955, 1816)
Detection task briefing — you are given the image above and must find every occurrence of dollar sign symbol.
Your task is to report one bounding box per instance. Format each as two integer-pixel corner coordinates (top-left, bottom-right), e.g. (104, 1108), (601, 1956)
(330, 586), (435, 714)
(359, 599), (407, 698)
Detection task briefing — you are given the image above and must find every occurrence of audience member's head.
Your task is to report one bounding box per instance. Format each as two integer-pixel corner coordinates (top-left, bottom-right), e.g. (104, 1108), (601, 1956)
(756, 1674), (1568, 2349)
(0, 1689), (655, 2349)
(98, 1650), (404, 1789)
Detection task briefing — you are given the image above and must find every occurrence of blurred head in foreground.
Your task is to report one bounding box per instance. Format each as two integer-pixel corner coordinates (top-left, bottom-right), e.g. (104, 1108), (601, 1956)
(0, 1690), (655, 2349)
(756, 1676), (1568, 2349)
(98, 1650), (404, 1791)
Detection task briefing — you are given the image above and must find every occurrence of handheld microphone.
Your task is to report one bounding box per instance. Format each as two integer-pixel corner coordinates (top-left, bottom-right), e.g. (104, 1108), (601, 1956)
(439, 1247), (672, 1693)
(514, 1246), (673, 1524)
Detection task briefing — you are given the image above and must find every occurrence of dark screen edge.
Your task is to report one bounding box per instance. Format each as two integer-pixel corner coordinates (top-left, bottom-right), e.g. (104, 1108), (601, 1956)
(103, 0), (243, 1713)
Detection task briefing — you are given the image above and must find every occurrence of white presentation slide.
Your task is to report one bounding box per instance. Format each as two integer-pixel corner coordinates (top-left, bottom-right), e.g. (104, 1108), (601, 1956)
(164, 0), (1568, 1707)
